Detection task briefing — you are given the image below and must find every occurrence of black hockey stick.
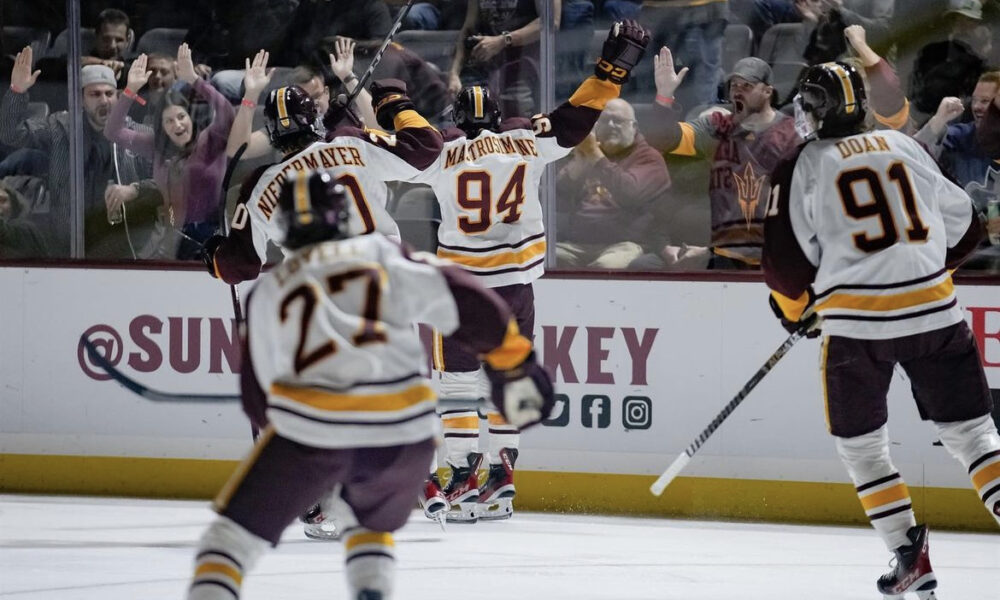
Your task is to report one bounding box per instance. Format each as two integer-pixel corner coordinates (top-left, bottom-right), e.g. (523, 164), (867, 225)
(345, 0), (414, 108)
(219, 142), (249, 323)
(83, 334), (486, 408)
(649, 325), (810, 497)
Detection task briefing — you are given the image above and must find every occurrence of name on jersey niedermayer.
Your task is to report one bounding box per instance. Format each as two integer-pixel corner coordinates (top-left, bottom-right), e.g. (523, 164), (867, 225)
(443, 134), (539, 169)
(257, 146), (367, 220)
(835, 134), (891, 159)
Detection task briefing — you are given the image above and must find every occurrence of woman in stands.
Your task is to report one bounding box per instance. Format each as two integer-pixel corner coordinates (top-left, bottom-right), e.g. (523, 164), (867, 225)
(104, 43), (235, 260)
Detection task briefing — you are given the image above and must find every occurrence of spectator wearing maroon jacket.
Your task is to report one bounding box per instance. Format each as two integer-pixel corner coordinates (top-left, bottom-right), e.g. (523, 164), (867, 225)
(556, 98), (671, 268)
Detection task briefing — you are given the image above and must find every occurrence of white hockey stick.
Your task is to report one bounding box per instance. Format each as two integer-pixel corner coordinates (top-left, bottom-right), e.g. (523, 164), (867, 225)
(649, 327), (807, 497)
(82, 335), (486, 408)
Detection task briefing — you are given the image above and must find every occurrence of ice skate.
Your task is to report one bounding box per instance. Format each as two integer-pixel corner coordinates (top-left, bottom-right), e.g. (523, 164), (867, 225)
(420, 472), (449, 530)
(877, 524), (938, 600)
(478, 447), (517, 521)
(443, 453), (482, 523)
(300, 502), (341, 541)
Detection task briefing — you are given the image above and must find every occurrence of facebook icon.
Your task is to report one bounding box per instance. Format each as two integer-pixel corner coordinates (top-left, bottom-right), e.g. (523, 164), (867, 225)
(581, 395), (611, 429)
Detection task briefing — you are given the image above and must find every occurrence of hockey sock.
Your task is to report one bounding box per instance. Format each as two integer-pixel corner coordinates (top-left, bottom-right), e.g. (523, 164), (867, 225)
(835, 425), (916, 550)
(344, 529), (395, 598)
(188, 516), (267, 600)
(934, 414), (1000, 526)
(439, 370), (486, 467)
(486, 410), (520, 464)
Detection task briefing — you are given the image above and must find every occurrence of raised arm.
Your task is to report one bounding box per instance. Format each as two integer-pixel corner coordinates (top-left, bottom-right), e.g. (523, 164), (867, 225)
(329, 38), (377, 128)
(227, 50), (274, 159)
(447, 1), (480, 98)
(367, 79), (443, 170)
(104, 53), (155, 159)
(179, 43), (235, 155)
(845, 25), (909, 131)
(1, 47), (52, 150)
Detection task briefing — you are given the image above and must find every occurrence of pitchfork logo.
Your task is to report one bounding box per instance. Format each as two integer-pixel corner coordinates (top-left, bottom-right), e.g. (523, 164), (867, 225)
(732, 162), (767, 230)
(78, 324), (123, 381)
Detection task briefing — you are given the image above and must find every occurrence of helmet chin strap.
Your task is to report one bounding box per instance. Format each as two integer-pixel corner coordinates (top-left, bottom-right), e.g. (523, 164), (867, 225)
(793, 94), (819, 140)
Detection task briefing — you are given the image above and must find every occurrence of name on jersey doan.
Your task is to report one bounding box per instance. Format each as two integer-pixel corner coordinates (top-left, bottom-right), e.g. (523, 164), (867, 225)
(443, 134), (539, 169)
(254, 145), (366, 221)
(78, 318), (239, 381)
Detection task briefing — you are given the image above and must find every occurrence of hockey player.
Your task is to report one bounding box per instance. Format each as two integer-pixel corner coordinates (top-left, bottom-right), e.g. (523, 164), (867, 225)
(413, 20), (650, 523)
(762, 61), (1000, 600)
(185, 170), (555, 600)
(202, 79), (442, 284)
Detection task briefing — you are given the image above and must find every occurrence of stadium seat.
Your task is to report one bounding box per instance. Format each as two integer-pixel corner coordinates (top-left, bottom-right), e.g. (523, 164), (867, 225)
(769, 60), (806, 105)
(48, 28), (96, 58)
(391, 186), (440, 253)
(756, 23), (804, 64)
(2, 27), (51, 63)
(25, 101), (49, 121)
(722, 24), (753, 76)
(134, 28), (187, 57)
(394, 30), (459, 73)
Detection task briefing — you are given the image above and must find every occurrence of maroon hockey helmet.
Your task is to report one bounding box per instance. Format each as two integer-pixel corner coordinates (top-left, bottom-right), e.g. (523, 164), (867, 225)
(453, 85), (501, 137)
(793, 61), (868, 139)
(278, 170), (350, 250)
(265, 85), (321, 153)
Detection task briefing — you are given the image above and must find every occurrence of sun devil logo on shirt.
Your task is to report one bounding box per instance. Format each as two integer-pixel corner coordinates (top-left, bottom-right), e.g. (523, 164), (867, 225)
(731, 162), (768, 230)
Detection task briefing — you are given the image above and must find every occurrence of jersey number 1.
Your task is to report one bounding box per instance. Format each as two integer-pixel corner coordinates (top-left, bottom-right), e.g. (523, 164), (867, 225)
(837, 162), (929, 253)
(456, 164), (527, 234)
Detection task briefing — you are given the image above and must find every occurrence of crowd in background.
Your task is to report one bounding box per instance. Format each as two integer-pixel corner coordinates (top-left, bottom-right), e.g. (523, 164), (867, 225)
(2, 0), (1000, 273)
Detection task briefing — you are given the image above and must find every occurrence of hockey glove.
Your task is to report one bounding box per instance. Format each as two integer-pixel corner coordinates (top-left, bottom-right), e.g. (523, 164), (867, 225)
(370, 78), (416, 130)
(595, 19), (650, 84)
(769, 293), (822, 338)
(201, 234), (225, 278)
(484, 351), (556, 429)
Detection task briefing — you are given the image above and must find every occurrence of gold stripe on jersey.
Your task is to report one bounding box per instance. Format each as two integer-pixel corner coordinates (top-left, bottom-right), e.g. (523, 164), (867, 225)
(393, 108), (434, 131)
(276, 87), (290, 126)
(195, 562), (243, 585)
(874, 99), (910, 131)
(672, 122), (698, 156)
(770, 290), (810, 322)
(437, 239), (546, 269)
(442, 414), (480, 430)
(473, 86), (484, 118)
(860, 482), (910, 511)
(432, 330), (445, 371)
(271, 382), (435, 412)
(820, 336), (832, 432)
(815, 278), (954, 313)
(972, 459), (1000, 490)
(345, 531), (396, 551)
(212, 425), (276, 512)
(483, 320), (532, 370)
(487, 412), (510, 426)
(294, 172), (313, 225)
(567, 76), (621, 110)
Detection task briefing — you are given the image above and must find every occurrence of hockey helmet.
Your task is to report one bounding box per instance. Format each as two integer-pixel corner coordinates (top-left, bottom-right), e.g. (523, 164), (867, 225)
(265, 85), (321, 153)
(277, 170), (350, 250)
(793, 61), (868, 140)
(453, 85), (501, 137)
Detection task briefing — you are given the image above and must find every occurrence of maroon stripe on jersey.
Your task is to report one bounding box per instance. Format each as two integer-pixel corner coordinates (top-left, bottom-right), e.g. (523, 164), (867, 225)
(814, 268), (947, 299)
(444, 433), (480, 438)
(869, 503), (913, 520)
(822, 298), (958, 322)
(969, 450), (1000, 473)
(190, 580), (239, 599)
(465, 257), (545, 276)
(268, 405), (437, 425)
(284, 372), (424, 393)
(438, 232), (546, 253)
(856, 472), (901, 493)
(982, 483), (1000, 502)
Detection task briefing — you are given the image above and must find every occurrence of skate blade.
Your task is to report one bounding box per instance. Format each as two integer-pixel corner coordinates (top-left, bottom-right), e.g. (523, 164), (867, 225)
(303, 524), (341, 541)
(477, 497), (513, 520)
(444, 502), (478, 523)
(435, 511), (447, 532)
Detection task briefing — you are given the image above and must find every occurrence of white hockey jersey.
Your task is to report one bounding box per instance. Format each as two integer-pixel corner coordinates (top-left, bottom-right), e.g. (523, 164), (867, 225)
(245, 234), (460, 449)
(414, 76), (622, 287)
(763, 129), (983, 339)
(211, 116), (442, 284)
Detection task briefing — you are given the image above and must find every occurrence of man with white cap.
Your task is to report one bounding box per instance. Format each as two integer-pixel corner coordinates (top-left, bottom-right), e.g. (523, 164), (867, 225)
(0, 47), (158, 258)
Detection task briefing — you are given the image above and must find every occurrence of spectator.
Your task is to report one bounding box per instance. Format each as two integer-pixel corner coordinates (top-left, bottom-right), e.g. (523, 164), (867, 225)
(448, 0), (561, 118)
(1, 49), (156, 258)
(642, 0), (729, 110)
(909, 0), (989, 117)
(105, 44), (236, 260)
(400, 0), (467, 30)
(128, 52), (177, 125)
(556, 98), (671, 268)
(750, 0), (894, 57)
(81, 8), (134, 84)
(0, 179), (47, 258)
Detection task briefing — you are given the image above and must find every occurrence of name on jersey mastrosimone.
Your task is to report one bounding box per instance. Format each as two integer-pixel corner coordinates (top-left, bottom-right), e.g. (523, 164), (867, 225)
(444, 134), (539, 169)
(257, 145), (367, 220)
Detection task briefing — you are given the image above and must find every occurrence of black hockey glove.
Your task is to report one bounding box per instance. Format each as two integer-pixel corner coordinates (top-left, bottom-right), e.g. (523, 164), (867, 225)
(769, 294), (822, 338)
(201, 234), (225, 278)
(370, 78), (417, 130)
(595, 19), (650, 84)
(484, 351), (556, 429)
(323, 93), (362, 133)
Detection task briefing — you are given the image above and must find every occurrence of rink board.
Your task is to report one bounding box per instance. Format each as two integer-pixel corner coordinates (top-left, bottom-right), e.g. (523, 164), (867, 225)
(1, 267), (999, 532)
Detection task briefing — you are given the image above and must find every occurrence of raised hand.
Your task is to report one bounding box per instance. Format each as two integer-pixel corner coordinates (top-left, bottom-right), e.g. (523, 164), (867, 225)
(243, 50), (273, 101)
(653, 47), (688, 100)
(10, 46), (41, 92)
(330, 37), (356, 82)
(935, 96), (965, 123)
(594, 19), (650, 84)
(176, 43), (198, 85)
(126, 53), (151, 93)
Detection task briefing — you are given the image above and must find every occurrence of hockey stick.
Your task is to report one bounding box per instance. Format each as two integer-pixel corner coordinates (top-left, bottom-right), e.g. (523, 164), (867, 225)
(649, 326), (808, 497)
(345, 0), (414, 108)
(83, 335), (486, 408)
(219, 142), (249, 324)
